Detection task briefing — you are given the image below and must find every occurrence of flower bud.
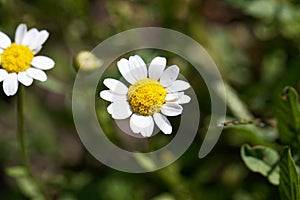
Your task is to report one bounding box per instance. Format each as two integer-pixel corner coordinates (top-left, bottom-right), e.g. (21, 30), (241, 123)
(73, 51), (103, 72)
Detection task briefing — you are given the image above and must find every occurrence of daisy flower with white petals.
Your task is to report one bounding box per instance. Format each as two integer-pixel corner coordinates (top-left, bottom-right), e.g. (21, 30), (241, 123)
(0, 23), (55, 96)
(100, 55), (191, 137)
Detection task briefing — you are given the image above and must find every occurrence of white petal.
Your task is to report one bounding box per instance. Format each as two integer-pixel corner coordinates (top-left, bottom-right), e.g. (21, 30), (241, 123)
(31, 56), (55, 70)
(0, 32), (11, 49)
(99, 90), (127, 102)
(3, 73), (18, 96)
(33, 30), (49, 48)
(27, 30), (49, 50)
(0, 69), (8, 82)
(100, 90), (113, 102)
(26, 68), (47, 82)
(128, 55), (147, 80)
(165, 92), (184, 102)
(110, 101), (132, 120)
(161, 103), (183, 116)
(103, 78), (128, 95)
(0, 49), (3, 54)
(32, 45), (42, 55)
(117, 58), (136, 84)
(15, 24), (27, 44)
(18, 72), (33, 86)
(148, 56), (166, 80)
(141, 118), (154, 137)
(130, 114), (154, 137)
(153, 113), (172, 134)
(129, 115), (141, 134)
(178, 95), (191, 104)
(159, 65), (179, 87)
(22, 28), (39, 47)
(166, 80), (190, 93)
(107, 104), (113, 114)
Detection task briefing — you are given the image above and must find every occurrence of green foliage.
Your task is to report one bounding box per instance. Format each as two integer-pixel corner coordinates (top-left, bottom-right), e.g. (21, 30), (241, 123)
(151, 193), (175, 200)
(244, 0), (277, 20)
(225, 0), (300, 41)
(134, 153), (157, 171)
(225, 83), (253, 119)
(6, 166), (44, 200)
(1, 0), (300, 199)
(241, 144), (279, 185)
(224, 83), (277, 143)
(239, 86), (300, 200)
(241, 144), (300, 200)
(279, 148), (300, 200)
(276, 87), (300, 149)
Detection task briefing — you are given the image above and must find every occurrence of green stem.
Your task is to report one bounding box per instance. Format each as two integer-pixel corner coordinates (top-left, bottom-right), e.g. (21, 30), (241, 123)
(17, 85), (48, 199)
(17, 85), (33, 176)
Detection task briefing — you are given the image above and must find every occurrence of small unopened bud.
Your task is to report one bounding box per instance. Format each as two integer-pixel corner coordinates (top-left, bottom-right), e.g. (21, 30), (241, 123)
(73, 51), (103, 71)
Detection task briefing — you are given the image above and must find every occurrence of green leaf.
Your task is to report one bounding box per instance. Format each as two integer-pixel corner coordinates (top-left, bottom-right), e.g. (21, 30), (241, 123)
(18, 177), (43, 200)
(151, 193), (175, 200)
(276, 87), (300, 149)
(134, 153), (156, 171)
(279, 148), (300, 200)
(223, 83), (277, 142)
(224, 83), (253, 119)
(5, 166), (44, 200)
(241, 144), (280, 185)
(5, 166), (27, 177)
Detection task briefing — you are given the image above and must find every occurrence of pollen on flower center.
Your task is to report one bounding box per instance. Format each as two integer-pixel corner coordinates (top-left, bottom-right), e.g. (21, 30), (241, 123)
(128, 78), (167, 116)
(1, 43), (34, 73)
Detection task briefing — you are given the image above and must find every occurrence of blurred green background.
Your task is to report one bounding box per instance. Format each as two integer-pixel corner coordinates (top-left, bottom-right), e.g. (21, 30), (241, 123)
(1, 0), (300, 199)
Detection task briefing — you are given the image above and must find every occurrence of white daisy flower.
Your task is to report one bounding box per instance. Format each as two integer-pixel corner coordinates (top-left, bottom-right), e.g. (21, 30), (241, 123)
(0, 23), (55, 96)
(100, 55), (191, 137)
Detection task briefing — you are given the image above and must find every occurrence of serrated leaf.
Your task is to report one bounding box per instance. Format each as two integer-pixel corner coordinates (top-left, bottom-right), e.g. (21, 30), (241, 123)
(241, 144), (279, 185)
(276, 87), (300, 149)
(279, 148), (300, 200)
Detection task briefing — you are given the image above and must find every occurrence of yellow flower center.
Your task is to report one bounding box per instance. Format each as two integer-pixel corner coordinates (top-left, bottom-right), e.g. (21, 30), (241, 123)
(128, 78), (167, 116)
(1, 43), (34, 73)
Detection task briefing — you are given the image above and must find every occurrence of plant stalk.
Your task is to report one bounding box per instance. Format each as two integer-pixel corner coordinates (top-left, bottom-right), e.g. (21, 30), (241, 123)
(17, 85), (48, 199)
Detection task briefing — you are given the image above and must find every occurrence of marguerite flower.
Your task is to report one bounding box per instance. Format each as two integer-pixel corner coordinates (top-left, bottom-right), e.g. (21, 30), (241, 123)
(0, 23), (55, 96)
(100, 55), (191, 137)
